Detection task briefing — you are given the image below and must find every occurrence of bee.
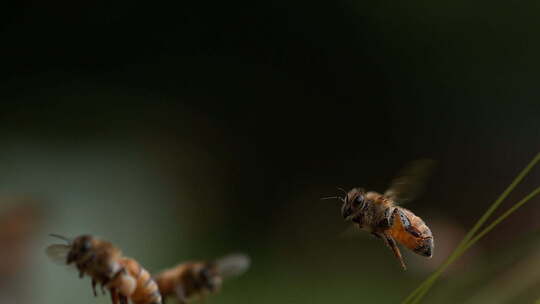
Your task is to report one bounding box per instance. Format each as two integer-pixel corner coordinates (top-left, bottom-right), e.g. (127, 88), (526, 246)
(0, 203), (41, 278)
(46, 234), (162, 304)
(0, 203), (42, 304)
(326, 159), (435, 270)
(154, 254), (250, 304)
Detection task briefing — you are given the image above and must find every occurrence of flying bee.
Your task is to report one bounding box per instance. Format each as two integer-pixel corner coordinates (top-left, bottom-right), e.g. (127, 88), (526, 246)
(46, 234), (162, 304)
(325, 159), (435, 270)
(154, 254), (250, 304)
(0, 203), (41, 279)
(0, 202), (42, 304)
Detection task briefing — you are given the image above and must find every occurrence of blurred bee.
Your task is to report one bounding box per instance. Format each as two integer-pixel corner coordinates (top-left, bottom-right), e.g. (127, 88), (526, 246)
(46, 234), (162, 304)
(0, 203), (42, 304)
(154, 254), (250, 304)
(0, 203), (41, 279)
(325, 159), (435, 270)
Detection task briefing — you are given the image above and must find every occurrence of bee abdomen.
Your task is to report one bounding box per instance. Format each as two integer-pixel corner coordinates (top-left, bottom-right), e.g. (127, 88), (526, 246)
(413, 236), (433, 257)
(122, 258), (163, 304)
(141, 289), (162, 304)
(132, 277), (162, 303)
(411, 218), (434, 257)
(389, 211), (434, 258)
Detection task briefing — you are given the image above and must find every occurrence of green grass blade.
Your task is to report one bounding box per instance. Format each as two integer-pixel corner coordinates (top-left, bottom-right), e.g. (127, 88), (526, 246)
(403, 152), (540, 304)
(463, 186), (540, 254)
(411, 186), (540, 304)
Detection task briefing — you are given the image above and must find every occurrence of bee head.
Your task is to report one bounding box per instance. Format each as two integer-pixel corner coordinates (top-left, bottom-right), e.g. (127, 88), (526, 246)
(198, 264), (222, 292)
(67, 234), (95, 264)
(341, 188), (366, 220)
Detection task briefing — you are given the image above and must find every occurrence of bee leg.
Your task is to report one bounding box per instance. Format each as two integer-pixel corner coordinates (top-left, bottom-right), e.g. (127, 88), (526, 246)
(77, 253), (96, 278)
(75, 262), (85, 278)
(100, 277), (110, 295)
(119, 295), (128, 304)
(91, 279), (98, 297)
(175, 285), (187, 304)
(110, 288), (120, 304)
(381, 232), (407, 270)
(394, 209), (421, 238)
(99, 278), (112, 295)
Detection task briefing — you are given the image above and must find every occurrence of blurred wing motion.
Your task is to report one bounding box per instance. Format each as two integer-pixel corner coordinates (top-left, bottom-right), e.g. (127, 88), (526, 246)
(384, 159), (436, 204)
(45, 244), (70, 265)
(215, 253), (250, 279)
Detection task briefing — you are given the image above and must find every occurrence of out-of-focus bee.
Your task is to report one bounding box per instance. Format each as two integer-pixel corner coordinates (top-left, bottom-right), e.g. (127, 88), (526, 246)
(46, 234), (162, 304)
(0, 203), (41, 279)
(325, 160), (435, 270)
(154, 254), (250, 304)
(0, 202), (42, 304)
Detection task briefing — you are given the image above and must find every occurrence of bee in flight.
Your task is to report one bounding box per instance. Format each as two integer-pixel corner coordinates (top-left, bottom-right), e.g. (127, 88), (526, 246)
(325, 159), (435, 270)
(154, 253), (250, 304)
(0, 203), (41, 303)
(46, 234), (162, 304)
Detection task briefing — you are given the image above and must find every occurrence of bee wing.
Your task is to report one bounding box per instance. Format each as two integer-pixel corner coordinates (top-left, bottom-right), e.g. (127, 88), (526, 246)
(215, 253), (250, 279)
(45, 244), (70, 265)
(384, 159), (436, 204)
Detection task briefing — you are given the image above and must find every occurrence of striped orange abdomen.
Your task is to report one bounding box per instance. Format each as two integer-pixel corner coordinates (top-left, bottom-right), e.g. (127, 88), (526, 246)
(121, 258), (162, 304)
(388, 208), (433, 257)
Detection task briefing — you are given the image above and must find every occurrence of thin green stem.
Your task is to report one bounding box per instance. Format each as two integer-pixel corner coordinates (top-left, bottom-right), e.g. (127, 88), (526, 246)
(464, 186), (540, 254)
(403, 152), (540, 304)
(411, 186), (540, 303)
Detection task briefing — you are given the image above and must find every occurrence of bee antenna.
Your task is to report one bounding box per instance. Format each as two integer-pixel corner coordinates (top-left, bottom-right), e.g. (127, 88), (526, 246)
(49, 233), (71, 243)
(320, 196), (344, 202)
(321, 196), (338, 200)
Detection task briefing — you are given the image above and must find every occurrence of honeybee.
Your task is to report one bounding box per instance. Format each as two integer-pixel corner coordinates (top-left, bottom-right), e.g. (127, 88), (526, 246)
(0, 203), (41, 279)
(46, 234), (162, 304)
(0, 203), (42, 304)
(327, 159), (435, 270)
(154, 254), (250, 304)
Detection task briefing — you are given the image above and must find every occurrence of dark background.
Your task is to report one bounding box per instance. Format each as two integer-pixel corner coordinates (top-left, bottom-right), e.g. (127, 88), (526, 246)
(1, 1), (540, 303)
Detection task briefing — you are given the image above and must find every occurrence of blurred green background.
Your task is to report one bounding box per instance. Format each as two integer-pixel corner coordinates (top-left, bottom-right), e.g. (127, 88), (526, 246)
(1, 1), (540, 303)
